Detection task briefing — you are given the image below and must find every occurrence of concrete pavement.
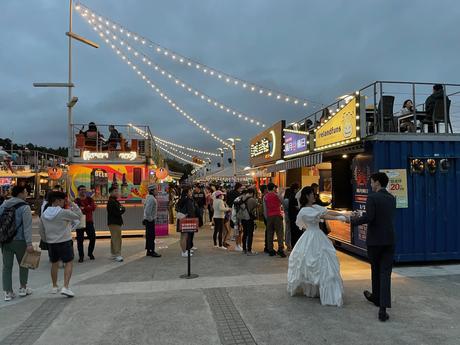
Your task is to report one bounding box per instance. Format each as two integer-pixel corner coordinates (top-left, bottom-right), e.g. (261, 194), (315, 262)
(1, 224), (460, 345)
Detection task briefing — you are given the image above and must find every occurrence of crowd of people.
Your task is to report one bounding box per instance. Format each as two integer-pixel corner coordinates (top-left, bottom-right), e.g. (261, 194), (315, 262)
(1, 173), (397, 321)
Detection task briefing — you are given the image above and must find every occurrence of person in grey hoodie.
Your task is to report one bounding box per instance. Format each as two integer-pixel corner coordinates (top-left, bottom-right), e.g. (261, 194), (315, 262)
(0, 185), (33, 302)
(39, 191), (82, 298)
(143, 184), (161, 258)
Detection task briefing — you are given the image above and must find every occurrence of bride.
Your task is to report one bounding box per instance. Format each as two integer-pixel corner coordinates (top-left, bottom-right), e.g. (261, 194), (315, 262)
(287, 186), (348, 307)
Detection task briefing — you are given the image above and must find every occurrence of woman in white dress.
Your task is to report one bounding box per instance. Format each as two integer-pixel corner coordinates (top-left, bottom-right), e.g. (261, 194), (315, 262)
(287, 186), (348, 307)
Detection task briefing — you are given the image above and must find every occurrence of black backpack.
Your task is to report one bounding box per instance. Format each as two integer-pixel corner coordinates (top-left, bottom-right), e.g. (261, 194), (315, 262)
(0, 202), (27, 244)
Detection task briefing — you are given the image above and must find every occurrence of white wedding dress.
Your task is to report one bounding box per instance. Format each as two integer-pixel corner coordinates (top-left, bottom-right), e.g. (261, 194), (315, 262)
(287, 205), (344, 307)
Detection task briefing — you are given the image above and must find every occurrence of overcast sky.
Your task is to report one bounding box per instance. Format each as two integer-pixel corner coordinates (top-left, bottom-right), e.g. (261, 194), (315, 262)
(1, 0), (460, 166)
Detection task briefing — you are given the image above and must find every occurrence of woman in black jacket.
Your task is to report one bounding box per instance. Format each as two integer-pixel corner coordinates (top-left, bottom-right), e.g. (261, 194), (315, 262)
(288, 183), (302, 248)
(107, 187), (125, 262)
(177, 187), (198, 257)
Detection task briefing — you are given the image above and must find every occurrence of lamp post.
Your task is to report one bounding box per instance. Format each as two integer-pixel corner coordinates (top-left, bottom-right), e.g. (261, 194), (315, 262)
(226, 138), (241, 177)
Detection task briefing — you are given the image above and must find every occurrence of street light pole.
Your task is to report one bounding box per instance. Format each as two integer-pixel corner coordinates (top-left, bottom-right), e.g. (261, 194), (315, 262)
(67, 0), (73, 163)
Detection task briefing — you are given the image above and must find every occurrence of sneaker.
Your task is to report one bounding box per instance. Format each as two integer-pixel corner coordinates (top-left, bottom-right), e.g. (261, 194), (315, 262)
(182, 251), (193, 257)
(50, 286), (60, 294)
(149, 252), (162, 258)
(89, 254), (95, 260)
(18, 287), (33, 297)
(60, 287), (75, 298)
(247, 251), (258, 256)
(78, 257), (84, 263)
(234, 245), (243, 252)
(114, 256), (124, 262)
(213, 245), (219, 248)
(191, 247), (198, 250)
(218, 246), (227, 250)
(4, 291), (15, 302)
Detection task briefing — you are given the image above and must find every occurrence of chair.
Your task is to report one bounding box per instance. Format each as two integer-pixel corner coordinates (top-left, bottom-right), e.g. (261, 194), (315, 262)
(376, 95), (395, 132)
(432, 98), (453, 133)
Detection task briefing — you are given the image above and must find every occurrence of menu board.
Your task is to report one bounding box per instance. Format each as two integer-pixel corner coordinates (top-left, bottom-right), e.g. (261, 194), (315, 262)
(379, 169), (408, 208)
(155, 183), (170, 236)
(284, 131), (309, 158)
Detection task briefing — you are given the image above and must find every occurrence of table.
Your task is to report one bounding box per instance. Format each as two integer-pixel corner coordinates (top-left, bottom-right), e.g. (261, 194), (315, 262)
(396, 111), (427, 133)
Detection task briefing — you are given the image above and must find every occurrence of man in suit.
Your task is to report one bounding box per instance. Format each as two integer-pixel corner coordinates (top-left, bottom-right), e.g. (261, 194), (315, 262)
(350, 172), (396, 322)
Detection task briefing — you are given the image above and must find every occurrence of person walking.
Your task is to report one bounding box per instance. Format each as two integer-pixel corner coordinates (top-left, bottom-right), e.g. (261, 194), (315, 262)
(238, 188), (258, 255)
(265, 183), (286, 257)
(212, 191), (230, 250)
(350, 172), (397, 322)
(74, 185), (96, 262)
(39, 191), (82, 297)
(143, 184), (161, 258)
(0, 185), (33, 301)
(107, 187), (125, 262)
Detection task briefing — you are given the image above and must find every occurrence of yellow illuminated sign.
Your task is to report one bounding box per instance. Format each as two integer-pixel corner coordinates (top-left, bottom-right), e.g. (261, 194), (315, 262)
(315, 98), (358, 149)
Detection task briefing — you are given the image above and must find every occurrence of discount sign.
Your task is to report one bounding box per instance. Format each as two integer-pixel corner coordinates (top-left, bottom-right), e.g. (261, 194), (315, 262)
(379, 169), (408, 208)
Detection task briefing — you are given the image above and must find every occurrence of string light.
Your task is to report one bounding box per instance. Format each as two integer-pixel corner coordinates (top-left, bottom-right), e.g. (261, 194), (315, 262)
(156, 141), (195, 159)
(95, 23), (265, 127)
(152, 135), (221, 157)
(75, 3), (321, 108)
(157, 145), (204, 167)
(88, 26), (231, 148)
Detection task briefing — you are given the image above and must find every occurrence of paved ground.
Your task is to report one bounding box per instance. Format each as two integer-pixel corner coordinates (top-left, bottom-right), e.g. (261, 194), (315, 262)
(1, 222), (460, 345)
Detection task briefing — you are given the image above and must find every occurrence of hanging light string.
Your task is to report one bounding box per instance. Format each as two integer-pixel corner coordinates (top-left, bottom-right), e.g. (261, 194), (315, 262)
(156, 140), (195, 159)
(75, 3), (322, 108)
(92, 24), (266, 128)
(157, 145), (205, 167)
(152, 136), (221, 157)
(87, 23), (232, 148)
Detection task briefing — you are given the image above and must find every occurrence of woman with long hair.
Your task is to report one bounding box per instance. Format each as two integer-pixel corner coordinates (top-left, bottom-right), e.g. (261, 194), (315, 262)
(287, 186), (347, 306)
(176, 187), (198, 257)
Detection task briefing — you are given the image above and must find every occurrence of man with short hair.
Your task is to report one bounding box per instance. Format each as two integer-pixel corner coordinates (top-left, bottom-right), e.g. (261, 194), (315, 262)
(238, 188), (258, 255)
(425, 84), (450, 133)
(107, 187), (125, 262)
(351, 172), (396, 322)
(143, 184), (161, 257)
(265, 183), (286, 258)
(74, 185), (97, 262)
(0, 185), (33, 301)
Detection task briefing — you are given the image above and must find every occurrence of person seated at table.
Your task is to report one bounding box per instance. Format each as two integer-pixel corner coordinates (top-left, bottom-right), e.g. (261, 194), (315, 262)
(425, 84), (450, 133)
(399, 99), (416, 133)
(108, 125), (121, 150)
(81, 122), (104, 149)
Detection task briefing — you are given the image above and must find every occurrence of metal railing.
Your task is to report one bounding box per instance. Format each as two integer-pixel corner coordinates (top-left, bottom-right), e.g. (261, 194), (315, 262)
(0, 150), (67, 172)
(288, 81), (460, 137)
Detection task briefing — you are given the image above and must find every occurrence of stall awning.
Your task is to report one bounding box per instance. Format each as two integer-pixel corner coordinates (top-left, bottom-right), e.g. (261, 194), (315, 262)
(267, 153), (323, 173)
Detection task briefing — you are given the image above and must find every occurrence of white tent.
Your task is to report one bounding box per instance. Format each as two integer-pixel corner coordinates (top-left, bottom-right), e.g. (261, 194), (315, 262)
(203, 165), (249, 182)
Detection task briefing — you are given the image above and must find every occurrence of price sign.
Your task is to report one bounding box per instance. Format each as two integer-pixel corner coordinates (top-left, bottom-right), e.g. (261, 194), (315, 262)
(380, 169), (408, 208)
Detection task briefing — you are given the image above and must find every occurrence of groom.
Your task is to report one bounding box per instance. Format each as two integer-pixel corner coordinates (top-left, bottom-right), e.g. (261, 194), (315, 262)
(350, 172), (396, 322)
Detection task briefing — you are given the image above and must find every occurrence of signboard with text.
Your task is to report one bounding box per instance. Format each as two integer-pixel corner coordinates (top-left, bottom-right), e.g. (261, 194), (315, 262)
(249, 121), (284, 167)
(283, 130), (309, 159)
(380, 169), (408, 208)
(315, 98), (358, 150)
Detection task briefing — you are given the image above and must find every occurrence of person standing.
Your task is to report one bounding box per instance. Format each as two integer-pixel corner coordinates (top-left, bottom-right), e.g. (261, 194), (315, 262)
(350, 172), (397, 322)
(143, 184), (161, 257)
(212, 191), (230, 250)
(107, 187), (125, 262)
(238, 189), (258, 255)
(74, 185), (96, 262)
(226, 183), (243, 243)
(39, 191), (82, 297)
(192, 185), (206, 228)
(288, 183), (302, 248)
(265, 183), (286, 257)
(282, 188), (292, 251)
(259, 185), (269, 253)
(311, 183), (331, 235)
(0, 185), (33, 301)
(176, 188), (198, 257)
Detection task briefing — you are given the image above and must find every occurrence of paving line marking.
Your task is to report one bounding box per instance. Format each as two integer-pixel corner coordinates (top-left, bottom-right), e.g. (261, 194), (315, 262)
(0, 298), (70, 345)
(204, 288), (257, 345)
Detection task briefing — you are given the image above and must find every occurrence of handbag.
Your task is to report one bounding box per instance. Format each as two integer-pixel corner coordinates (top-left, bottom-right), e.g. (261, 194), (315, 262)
(20, 246), (41, 269)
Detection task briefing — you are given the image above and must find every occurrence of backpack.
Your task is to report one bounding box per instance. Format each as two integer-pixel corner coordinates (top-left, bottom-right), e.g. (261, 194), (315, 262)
(235, 197), (251, 221)
(0, 202), (27, 244)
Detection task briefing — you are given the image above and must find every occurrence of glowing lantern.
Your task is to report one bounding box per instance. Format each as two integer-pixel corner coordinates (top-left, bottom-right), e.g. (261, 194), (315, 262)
(48, 167), (63, 180)
(155, 168), (169, 180)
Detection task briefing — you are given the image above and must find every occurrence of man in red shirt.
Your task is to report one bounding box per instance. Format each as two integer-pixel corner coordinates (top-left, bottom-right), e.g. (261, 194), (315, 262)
(264, 183), (286, 257)
(75, 185), (97, 262)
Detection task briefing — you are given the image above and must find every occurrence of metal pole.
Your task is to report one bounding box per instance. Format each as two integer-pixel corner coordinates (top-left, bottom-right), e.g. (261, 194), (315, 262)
(379, 82), (384, 132)
(373, 83), (377, 134)
(67, 0), (73, 193)
(412, 83), (417, 132)
(443, 84), (448, 133)
(232, 143), (236, 177)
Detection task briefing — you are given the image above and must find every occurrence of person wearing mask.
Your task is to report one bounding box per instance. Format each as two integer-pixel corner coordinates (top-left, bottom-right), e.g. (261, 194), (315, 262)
(107, 187), (125, 262)
(0, 185), (33, 301)
(193, 185), (206, 228)
(74, 185), (97, 262)
(39, 191), (82, 297)
(212, 191), (231, 250)
(237, 189), (259, 255)
(265, 183), (286, 257)
(143, 184), (161, 257)
(288, 183), (302, 248)
(176, 188), (198, 257)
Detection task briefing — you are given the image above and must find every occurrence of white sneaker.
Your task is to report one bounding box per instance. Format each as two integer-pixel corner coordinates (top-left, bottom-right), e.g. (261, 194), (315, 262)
(4, 291), (16, 302)
(50, 286), (60, 294)
(182, 251), (193, 257)
(60, 287), (75, 298)
(234, 245), (243, 252)
(191, 247), (198, 250)
(218, 246), (227, 250)
(214, 245), (219, 248)
(114, 256), (124, 262)
(18, 287), (33, 297)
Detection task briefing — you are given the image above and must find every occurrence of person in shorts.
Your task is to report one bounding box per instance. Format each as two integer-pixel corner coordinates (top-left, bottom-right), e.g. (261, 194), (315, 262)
(39, 191), (82, 297)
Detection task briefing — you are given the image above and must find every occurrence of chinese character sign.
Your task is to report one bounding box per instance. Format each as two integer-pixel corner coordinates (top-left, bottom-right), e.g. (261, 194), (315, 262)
(284, 131), (308, 158)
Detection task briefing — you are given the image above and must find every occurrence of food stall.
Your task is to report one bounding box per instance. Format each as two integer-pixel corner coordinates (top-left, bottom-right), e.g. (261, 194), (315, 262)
(260, 81), (460, 262)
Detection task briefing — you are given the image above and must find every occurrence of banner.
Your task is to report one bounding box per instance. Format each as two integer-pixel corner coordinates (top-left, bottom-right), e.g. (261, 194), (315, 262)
(316, 98), (357, 149)
(283, 130), (309, 158)
(379, 169), (408, 208)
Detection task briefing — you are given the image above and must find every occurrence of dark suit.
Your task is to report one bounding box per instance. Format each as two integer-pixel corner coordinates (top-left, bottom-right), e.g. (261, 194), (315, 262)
(352, 189), (396, 308)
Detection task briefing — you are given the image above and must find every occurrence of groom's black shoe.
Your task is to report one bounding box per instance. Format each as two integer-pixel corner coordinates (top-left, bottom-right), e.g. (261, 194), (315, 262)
(378, 308), (389, 322)
(363, 290), (379, 307)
